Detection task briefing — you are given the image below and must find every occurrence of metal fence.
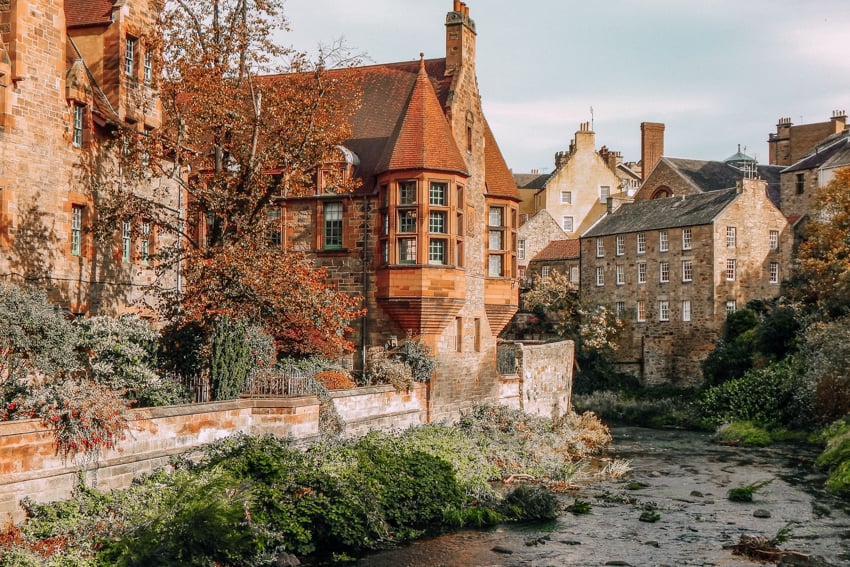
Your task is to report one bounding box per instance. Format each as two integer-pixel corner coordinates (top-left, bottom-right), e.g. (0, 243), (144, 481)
(241, 368), (320, 398)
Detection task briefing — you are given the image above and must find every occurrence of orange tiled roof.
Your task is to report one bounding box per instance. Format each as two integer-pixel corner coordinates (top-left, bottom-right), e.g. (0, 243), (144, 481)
(376, 56), (468, 176)
(531, 239), (580, 261)
(65, 0), (114, 28)
(483, 121), (520, 200)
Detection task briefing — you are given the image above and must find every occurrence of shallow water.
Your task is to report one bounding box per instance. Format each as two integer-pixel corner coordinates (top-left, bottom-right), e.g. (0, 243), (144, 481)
(353, 427), (850, 567)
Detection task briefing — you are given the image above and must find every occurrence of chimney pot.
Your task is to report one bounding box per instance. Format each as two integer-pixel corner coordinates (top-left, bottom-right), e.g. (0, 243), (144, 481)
(454, 0), (461, 11)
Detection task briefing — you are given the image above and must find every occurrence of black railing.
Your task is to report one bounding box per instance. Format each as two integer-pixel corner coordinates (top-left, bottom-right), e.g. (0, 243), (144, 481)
(497, 344), (518, 375)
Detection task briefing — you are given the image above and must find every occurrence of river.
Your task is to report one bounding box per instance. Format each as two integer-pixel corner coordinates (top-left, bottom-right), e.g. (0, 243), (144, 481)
(352, 427), (850, 567)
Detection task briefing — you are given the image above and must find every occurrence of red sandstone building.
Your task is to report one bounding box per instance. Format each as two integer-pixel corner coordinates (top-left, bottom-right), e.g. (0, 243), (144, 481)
(0, 0), (163, 314)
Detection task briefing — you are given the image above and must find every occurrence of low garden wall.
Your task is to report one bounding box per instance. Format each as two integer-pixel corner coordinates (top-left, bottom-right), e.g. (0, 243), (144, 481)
(499, 340), (574, 418)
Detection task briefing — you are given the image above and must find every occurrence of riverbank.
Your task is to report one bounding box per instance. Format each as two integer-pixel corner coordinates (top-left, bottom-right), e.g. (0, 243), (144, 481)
(354, 427), (850, 566)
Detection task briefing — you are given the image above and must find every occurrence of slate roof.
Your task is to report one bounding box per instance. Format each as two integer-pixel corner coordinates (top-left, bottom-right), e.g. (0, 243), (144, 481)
(658, 157), (781, 207)
(65, 0), (114, 28)
(530, 239), (580, 262)
(782, 130), (850, 173)
(375, 57), (468, 176)
(514, 172), (551, 190)
(583, 188), (738, 237)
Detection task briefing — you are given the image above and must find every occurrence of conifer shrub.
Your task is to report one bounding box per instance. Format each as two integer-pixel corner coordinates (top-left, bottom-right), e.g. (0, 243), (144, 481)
(210, 316), (252, 401)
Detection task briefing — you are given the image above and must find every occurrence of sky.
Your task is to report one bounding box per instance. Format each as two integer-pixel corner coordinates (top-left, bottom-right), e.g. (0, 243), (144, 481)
(282, 0), (850, 174)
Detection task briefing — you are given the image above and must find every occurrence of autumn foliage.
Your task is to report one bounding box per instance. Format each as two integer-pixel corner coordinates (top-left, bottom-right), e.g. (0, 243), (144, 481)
(100, 0), (365, 357)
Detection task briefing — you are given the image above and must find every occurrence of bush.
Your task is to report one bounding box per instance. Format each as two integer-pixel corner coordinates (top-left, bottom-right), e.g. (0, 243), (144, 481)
(713, 421), (771, 446)
(210, 316), (252, 401)
(314, 371), (355, 390)
(395, 335), (435, 383)
(815, 418), (850, 497)
(697, 358), (809, 430)
(498, 485), (559, 521)
(799, 316), (850, 422)
(366, 352), (413, 391)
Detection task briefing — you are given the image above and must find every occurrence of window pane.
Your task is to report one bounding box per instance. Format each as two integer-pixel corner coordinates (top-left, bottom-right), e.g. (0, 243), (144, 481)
(659, 230), (668, 251)
(637, 233), (646, 254)
(682, 228), (692, 250)
(429, 239), (446, 264)
(562, 216), (574, 232)
(682, 300), (691, 322)
(489, 229), (503, 250)
(488, 254), (503, 277)
(399, 210), (417, 233)
(429, 182), (447, 205)
(429, 211), (447, 233)
(399, 181), (416, 204)
(399, 238), (416, 263)
(324, 202), (343, 249)
(488, 207), (503, 227)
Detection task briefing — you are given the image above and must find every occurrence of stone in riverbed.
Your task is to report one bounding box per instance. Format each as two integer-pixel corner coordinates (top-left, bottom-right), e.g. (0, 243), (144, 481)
(753, 509), (771, 518)
(491, 545), (514, 554)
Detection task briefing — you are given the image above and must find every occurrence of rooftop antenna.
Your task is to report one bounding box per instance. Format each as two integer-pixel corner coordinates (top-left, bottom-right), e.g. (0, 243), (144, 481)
(590, 106), (594, 131)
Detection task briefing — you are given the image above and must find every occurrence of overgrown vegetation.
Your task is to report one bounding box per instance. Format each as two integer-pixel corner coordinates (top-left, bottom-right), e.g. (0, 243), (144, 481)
(727, 479), (773, 503)
(0, 404), (612, 565)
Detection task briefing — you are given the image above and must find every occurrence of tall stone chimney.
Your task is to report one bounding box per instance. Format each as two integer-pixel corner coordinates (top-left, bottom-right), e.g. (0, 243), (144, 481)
(574, 121), (595, 152)
(640, 122), (665, 181)
(445, 1), (476, 76)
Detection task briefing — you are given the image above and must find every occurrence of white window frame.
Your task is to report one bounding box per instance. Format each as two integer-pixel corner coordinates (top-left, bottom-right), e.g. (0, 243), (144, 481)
(560, 190), (572, 204)
(636, 300), (647, 322)
(615, 301), (625, 319)
(726, 226), (737, 248)
(596, 238), (604, 258)
(682, 227), (692, 250)
(143, 51), (153, 84)
(682, 300), (692, 322)
(659, 300), (670, 321)
(541, 265), (551, 280)
(682, 259), (693, 282)
(72, 104), (84, 147)
(125, 37), (136, 77)
(616, 264), (625, 285)
(599, 185), (610, 204)
(726, 300), (737, 315)
(769, 262), (779, 284)
(659, 261), (670, 283)
(659, 230), (669, 252)
(726, 259), (736, 281)
(769, 229), (779, 250)
(71, 206), (83, 256)
(637, 262), (647, 284)
(562, 216), (574, 232)
(121, 221), (132, 263)
(517, 239), (526, 260)
(616, 234), (625, 256)
(140, 221), (151, 261)
(596, 266), (605, 287)
(637, 233), (646, 254)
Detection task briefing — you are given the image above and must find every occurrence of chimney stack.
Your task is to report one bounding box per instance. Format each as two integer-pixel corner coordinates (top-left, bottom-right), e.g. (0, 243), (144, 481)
(640, 122), (665, 181)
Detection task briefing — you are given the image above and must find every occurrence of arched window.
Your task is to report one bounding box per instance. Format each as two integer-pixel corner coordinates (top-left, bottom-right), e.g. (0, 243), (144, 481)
(651, 186), (672, 199)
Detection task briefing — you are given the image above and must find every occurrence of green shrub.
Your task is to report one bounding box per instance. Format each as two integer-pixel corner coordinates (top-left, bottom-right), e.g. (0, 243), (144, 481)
(366, 352), (413, 391)
(210, 316), (252, 400)
(396, 335), (436, 383)
(698, 358), (808, 430)
(713, 421), (772, 446)
(728, 479), (773, 502)
(498, 485), (559, 522)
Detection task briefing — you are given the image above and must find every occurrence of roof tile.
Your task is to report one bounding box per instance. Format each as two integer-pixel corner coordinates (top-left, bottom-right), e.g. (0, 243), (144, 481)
(531, 239), (579, 261)
(66, 0), (114, 28)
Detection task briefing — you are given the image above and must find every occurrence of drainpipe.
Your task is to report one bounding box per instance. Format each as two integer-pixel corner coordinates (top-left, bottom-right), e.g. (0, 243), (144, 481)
(360, 193), (370, 375)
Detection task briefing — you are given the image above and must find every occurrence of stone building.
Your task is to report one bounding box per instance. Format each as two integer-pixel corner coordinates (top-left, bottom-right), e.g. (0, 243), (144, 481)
(778, 126), (850, 231)
(768, 110), (847, 167)
(581, 178), (793, 385)
(276, 1), (523, 421)
(0, 0), (165, 314)
(526, 239), (580, 288)
(516, 210), (565, 287)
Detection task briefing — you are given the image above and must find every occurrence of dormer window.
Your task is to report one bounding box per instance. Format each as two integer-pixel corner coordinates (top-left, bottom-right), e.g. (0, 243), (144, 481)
(125, 37), (137, 77)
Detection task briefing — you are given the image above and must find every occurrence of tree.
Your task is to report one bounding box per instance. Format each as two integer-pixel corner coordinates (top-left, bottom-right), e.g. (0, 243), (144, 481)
(793, 168), (850, 316)
(99, 0), (364, 356)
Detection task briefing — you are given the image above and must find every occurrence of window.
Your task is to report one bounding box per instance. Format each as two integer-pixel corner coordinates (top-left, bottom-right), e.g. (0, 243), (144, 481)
(518, 239), (526, 260)
(399, 238), (416, 263)
(324, 202), (343, 249)
(399, 181), (416, 204)
(562, 216), (574, 232)
(140, 222), (151, 261)
(429, 239), (447, 264)
(455, 318), (463, 352)
(541, 265), (551, 280)
(682, 227), (692, 250)
(381, 241), (389, 264)
(429, 181), (447, 205)
(726, 300), (737, 315)
(769, 262), (779, 283)
(637, 262), (647, 284)
(596, 238), (604, 257)
(682, 300), (692, 322)
(796, 173), (805, 195)
(636, 300), (647, 322)
(659, 230), (669, 252)
(488, 254), (503, 277)
(659, 300), (670, 321)
(125, 37), (136, 76)
(616, 235), (625, 256)
(726, 259), (736, 281)
(473, 318), (481, 352)
(682, 259), (693, 282)
(72, 104), (84, 147)
(267, 208), (281, 246)
(570, 265), (579, 283)
(488, 228), (503, 250)
(595, 266), (604, 286)
(637, 233), (646, 254)
(616, 264), (625, 285)
(659, 261), (669, 283)
(398, 209), (416, 233)
(615, 301), (626, 319)
(488, 207), (503, 227)
(599, 185), (610, 204)
(560, 191), (572, 204)
(71, 205), (83, 256)
(429, 211), (447, 233)
(122, 221), (132, 263)
(143, 51), (153, 84)
(769, 230), (779, 250)
(726, 226), (736, 248)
